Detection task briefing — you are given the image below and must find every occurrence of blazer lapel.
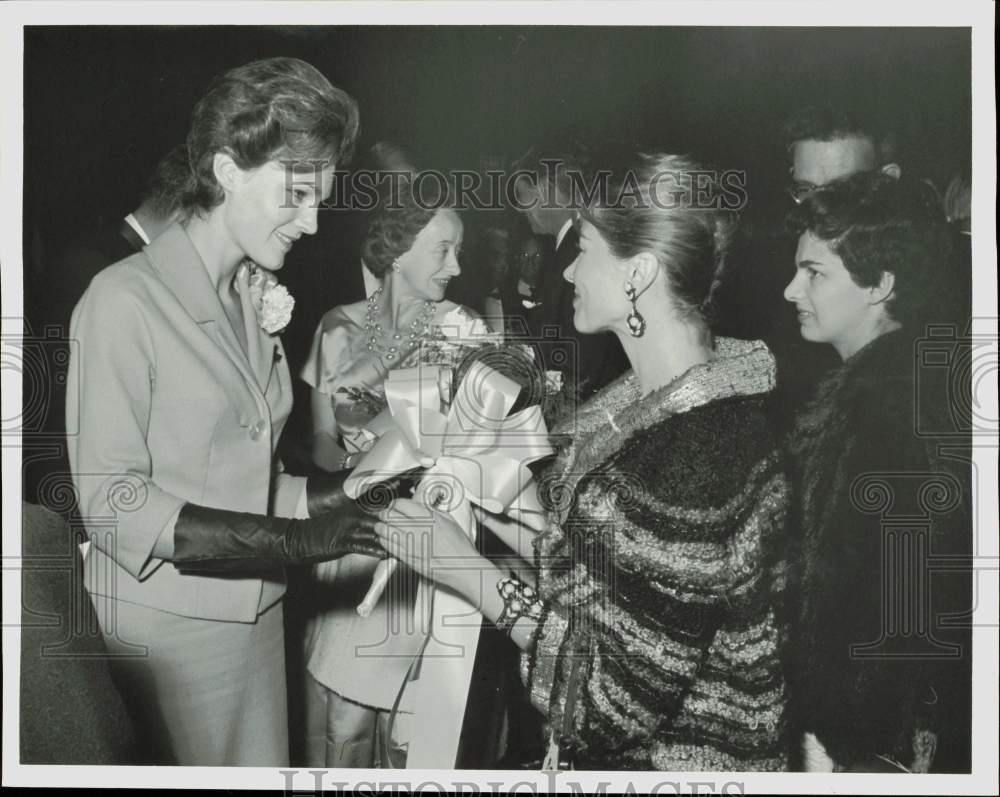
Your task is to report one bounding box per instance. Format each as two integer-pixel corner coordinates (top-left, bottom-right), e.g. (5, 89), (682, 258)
(233, 263), (279, 393)
(144, 224), (264, 400)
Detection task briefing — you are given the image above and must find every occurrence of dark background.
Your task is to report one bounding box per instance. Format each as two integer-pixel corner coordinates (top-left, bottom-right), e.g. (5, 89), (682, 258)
(17, 27), (974, 765)
(23, 25), (971, 268)
(21, 25), (972, 471)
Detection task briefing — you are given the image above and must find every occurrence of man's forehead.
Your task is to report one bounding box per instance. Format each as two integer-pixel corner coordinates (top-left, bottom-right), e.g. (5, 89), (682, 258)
(792, 136), (877, 183)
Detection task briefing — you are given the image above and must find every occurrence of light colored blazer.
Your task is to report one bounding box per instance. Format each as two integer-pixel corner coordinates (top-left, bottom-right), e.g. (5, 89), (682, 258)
(67, 223), (306, 623)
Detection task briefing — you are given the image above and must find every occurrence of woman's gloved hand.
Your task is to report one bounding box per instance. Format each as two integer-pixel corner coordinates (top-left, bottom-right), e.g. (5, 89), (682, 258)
(304, 466), (417, 518)
(304, 468), (356, 518)
(171, 502), (387, 573)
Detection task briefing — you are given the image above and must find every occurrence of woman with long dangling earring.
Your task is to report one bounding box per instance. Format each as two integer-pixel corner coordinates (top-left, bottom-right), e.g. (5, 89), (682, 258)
(375, 153), (791, 771)
(624, 278), (646, 337)
(299, 178), (498, 768)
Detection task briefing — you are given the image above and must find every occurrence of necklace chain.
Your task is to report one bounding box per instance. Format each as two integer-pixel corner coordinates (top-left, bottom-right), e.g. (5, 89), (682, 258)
(365, 286), (436, 364)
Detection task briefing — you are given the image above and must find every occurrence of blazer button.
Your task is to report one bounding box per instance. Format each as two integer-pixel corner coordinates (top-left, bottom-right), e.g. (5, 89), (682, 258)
(249, 419), (268, 441)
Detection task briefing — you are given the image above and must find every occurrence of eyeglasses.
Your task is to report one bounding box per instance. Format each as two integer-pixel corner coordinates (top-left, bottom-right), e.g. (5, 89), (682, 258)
(787, 180), (820, 205)
(787, 164), (893, 205)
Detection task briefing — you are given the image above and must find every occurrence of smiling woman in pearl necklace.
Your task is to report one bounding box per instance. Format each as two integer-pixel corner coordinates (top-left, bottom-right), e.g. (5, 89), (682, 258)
(299, 179), (497, 768)
(304, 194), (494, 464)
(364, 285), (437, 368)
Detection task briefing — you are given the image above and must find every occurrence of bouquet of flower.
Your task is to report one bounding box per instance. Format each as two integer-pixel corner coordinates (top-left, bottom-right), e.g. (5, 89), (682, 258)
(352, 340), (559, 618)
(336, 384), (390, 421)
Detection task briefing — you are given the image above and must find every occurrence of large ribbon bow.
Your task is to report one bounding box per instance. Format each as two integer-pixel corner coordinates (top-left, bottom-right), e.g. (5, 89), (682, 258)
(343, 360), (552, 512)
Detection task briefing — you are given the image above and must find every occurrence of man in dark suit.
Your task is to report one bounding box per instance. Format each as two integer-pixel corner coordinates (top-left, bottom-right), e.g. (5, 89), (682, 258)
(511, 147), (628, 403)
(47, 146), (187, 339)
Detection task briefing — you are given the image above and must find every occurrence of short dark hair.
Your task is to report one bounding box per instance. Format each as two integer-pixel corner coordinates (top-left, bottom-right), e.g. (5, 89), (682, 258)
(510, 137), (591, 205)
(579, 152), (738, 333)
(516, 231), (551, 254)
(782, 102), (898, 166)
(143, 146), (189, 217)
(361, 178), (446, 278)
(369, 140), (417, 175)
(168, 57), (359, 218)
(788, 172), (951, 328)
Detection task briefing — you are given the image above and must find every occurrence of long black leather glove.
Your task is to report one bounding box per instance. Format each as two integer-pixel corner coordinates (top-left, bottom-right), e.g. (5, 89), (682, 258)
(305, 467), (418, 518)
(304, 468), (356, 518)
(171, 500), (386, 573)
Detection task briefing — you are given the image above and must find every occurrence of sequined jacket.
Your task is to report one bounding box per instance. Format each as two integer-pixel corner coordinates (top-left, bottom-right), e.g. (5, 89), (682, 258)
(522, 338), (790, 771)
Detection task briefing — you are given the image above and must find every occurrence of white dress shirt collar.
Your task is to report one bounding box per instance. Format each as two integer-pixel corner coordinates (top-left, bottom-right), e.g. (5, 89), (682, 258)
(124, 213), (151, 246)
(555, 217), (574, 251)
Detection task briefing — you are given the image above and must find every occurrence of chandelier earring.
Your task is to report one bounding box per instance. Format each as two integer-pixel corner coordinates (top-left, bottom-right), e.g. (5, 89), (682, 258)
(392, 260), (402, 274)
(624, 282), (645, 338)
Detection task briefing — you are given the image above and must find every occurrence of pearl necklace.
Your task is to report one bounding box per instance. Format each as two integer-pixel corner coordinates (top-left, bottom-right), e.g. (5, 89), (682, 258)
(365, 286), (436, 363)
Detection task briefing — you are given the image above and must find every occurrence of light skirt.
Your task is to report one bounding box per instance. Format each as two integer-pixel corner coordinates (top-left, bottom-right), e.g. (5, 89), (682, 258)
(88, 592), (288, 766)
(303, 672), (411, 768)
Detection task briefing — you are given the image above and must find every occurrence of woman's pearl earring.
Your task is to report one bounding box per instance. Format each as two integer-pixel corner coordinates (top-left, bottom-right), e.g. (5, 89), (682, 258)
(392, 260), (401, 274)
(625, 282), (645, 338)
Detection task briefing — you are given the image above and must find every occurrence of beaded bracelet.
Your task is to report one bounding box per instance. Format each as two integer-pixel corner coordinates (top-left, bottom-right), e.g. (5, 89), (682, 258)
(495, 576), (544, 638)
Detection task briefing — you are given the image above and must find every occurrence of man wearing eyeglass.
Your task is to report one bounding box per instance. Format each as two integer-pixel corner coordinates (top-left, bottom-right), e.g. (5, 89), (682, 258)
(783, 103), (902, 203)
(746, 103), (905, 443)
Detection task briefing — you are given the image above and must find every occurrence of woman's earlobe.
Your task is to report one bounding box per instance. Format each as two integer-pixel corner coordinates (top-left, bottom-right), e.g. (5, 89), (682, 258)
(880, 162), (902, 180)
(630, 252), (659, 296)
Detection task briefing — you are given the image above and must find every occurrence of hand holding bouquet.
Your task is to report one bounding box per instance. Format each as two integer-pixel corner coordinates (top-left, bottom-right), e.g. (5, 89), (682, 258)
(349, 343), (556, 617)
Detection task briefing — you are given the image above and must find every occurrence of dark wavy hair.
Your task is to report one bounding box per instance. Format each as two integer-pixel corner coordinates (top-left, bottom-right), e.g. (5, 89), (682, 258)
(782, 102), (898, 166)
(166, 57), (359, 218)
(362, 177), (452, 278)
(143, 145), (191, 217)
(787, 172), (951, 329)
(510, 137), (591, 204)
(578, 152), (738, 334)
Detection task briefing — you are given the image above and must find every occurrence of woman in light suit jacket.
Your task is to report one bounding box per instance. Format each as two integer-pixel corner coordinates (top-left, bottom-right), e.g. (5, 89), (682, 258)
(67, 58), (385, 766)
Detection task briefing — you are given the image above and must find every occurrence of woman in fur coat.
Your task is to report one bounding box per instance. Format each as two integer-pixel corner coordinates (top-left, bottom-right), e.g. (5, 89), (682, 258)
(374, 154), (791, 771)
(783, 172), (972, 772)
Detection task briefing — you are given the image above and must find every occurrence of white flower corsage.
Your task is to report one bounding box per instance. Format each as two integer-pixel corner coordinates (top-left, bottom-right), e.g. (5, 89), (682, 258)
(245, 260), (295, 335)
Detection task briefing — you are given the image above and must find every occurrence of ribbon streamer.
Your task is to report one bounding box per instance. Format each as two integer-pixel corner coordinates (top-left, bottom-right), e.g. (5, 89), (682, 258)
(344, 361), (552, 768)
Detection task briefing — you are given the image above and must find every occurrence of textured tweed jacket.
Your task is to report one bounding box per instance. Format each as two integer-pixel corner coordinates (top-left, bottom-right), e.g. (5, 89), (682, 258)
(521, 338), (790, 771)
(788, 329), (972, 772)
